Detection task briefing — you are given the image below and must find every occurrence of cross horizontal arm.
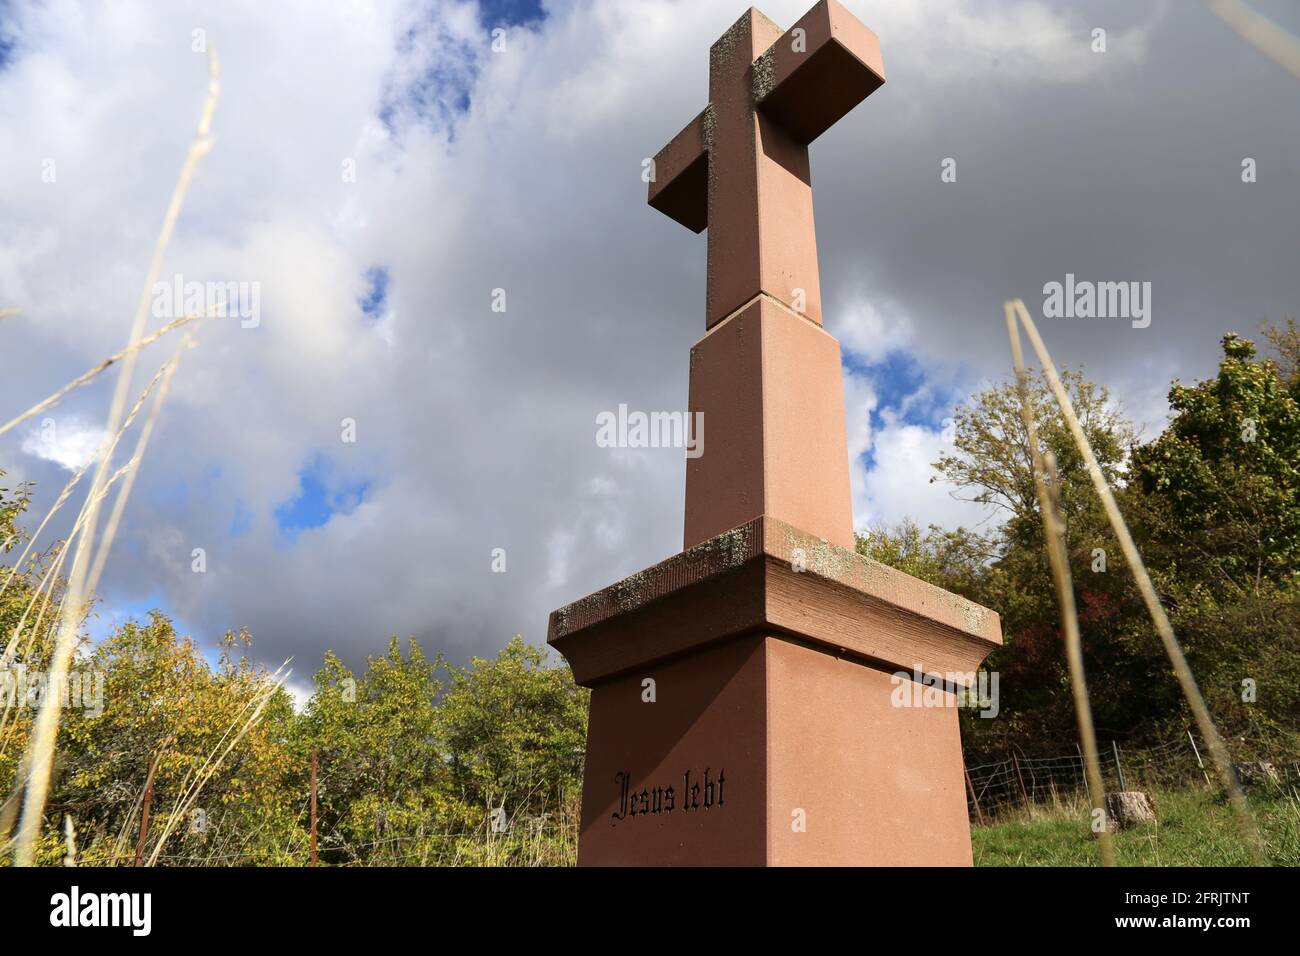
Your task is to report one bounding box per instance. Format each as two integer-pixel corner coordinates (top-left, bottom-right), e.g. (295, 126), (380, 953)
(754, 0), (885, 145)
(647, 108), (709, 233)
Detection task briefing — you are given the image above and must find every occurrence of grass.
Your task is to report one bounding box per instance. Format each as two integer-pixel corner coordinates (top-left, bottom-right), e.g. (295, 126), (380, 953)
(972, 787), (1300, 866)
(0, 49), (254, 867)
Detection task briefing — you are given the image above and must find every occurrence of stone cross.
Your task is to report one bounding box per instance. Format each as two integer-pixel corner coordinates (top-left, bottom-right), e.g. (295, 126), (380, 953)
(649, 2), (886, 552)
(549, 2), (1002, 867)
(648, 1), (884, 328)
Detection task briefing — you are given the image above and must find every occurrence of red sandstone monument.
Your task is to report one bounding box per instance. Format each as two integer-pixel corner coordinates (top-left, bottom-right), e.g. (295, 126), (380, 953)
(548, 1), (1002, 866)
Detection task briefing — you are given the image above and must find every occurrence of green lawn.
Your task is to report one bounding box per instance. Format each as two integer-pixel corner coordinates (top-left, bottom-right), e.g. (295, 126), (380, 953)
(972, 788), (1300, 866)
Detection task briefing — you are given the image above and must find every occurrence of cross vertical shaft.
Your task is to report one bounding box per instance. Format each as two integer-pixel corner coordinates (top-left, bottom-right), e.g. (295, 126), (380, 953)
(648, 1), (886, 549)
(705, 10), (823, 326)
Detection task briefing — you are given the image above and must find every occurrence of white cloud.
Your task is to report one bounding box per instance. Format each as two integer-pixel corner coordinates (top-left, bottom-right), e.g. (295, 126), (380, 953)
(843, 368), (876, 526)
(833, 295), (913, 363)
(282, 677), (314, 714)
(545, 526), (576, 590)
(862, 0), (1152, 87)
(857, 413), (997, 533)
(21, 417), (105, 471)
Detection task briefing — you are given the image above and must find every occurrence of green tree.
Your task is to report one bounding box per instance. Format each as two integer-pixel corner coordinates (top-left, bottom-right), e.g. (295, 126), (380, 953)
(0, 470), (31, 552)
(297, 638), (457, 865)
(0, 478), (71, 845)
(439, 635), (587, 827)
(49, 612), (300, 865)
(1132, 333), (1300, 591)
(298, 635), (588, 866)
(1128, 333), (1300, 748)
(932, 368), (1134, 540)
(1263, 316), (1300, 387)
(927, 370), (1144, 751)
(855, 519), (993, 603)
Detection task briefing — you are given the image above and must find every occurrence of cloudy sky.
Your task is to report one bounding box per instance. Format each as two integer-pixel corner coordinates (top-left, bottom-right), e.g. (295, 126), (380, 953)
(1, 0), (1298, 691)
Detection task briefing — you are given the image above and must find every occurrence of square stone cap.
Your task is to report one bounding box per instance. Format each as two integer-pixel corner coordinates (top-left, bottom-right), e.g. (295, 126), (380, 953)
(548, 516), (1002, 687)
(755, 0), (886, 145)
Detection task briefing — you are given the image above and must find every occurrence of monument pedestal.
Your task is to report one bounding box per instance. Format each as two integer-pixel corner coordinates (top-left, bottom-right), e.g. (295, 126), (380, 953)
(552, 0), (1003, 866)
(549, 517), (1002, 866)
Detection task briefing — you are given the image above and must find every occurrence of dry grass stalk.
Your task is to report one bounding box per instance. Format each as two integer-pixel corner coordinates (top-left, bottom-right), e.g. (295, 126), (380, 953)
(0, 347), (187, 762)
(11, 49), (221, 867)
(0, 750), (30, 851)
(144, 663), (289, 867)
(1009, 297), (1265, 864)
(0, 312), (215, 439)
(62, 814), (76, 866)
(1208, 0), (1300, 81)
(86, 334), (193, 595)
(1005, 300), (1116, 866)
(0, 347), (182, 605)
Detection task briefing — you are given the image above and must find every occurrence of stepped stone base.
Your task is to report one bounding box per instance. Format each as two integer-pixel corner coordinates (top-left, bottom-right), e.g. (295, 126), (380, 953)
(549, 516), (1002, 866)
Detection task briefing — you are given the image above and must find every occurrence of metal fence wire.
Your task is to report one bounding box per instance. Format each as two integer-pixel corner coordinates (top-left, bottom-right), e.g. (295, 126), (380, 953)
(964, 733), (1300, 820)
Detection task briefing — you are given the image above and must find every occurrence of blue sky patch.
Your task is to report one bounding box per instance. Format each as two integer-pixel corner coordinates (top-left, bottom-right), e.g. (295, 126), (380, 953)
(479, 0), (546, 28)
(380, 70), (471, 134)
(87, 594), (184, 642)
(360, 266), (390, 320)
(381, 18), (476, 135)
(230, 498), (254, 537)
(0, 10), (14, 73)
(274, 456), (371, 541)
(845, 349), (968, 471)
(380, 1), (546, 136)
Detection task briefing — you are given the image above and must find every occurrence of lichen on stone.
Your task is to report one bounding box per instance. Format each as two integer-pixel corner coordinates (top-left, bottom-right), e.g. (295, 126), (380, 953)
(752, 47), (777, 103)
(710, 11), (750, 74)
(552, 590), (607, 637)
(552, 522), (762, 638)
(613, 568), (652, 613)
(689, 520), (757, 574)
(961, 602), (988, 635)
(781, 526), (852, 580)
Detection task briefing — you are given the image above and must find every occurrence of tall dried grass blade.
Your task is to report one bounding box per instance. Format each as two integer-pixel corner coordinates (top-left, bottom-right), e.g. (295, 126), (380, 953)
(1208, 0), (1300, 81)
(87, 334), (193, 595)
(11, 49), (220, 867)
(1010, 297), (1265, 864)
(0, 313), (214, 439)
(1004, 301), (1115, 865)
(0, 347), (180, 608)
(144, 664), (289, 866)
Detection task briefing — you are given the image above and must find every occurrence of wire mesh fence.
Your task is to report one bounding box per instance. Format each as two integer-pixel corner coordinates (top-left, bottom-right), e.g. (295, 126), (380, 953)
(965, 732), (1300, 822)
